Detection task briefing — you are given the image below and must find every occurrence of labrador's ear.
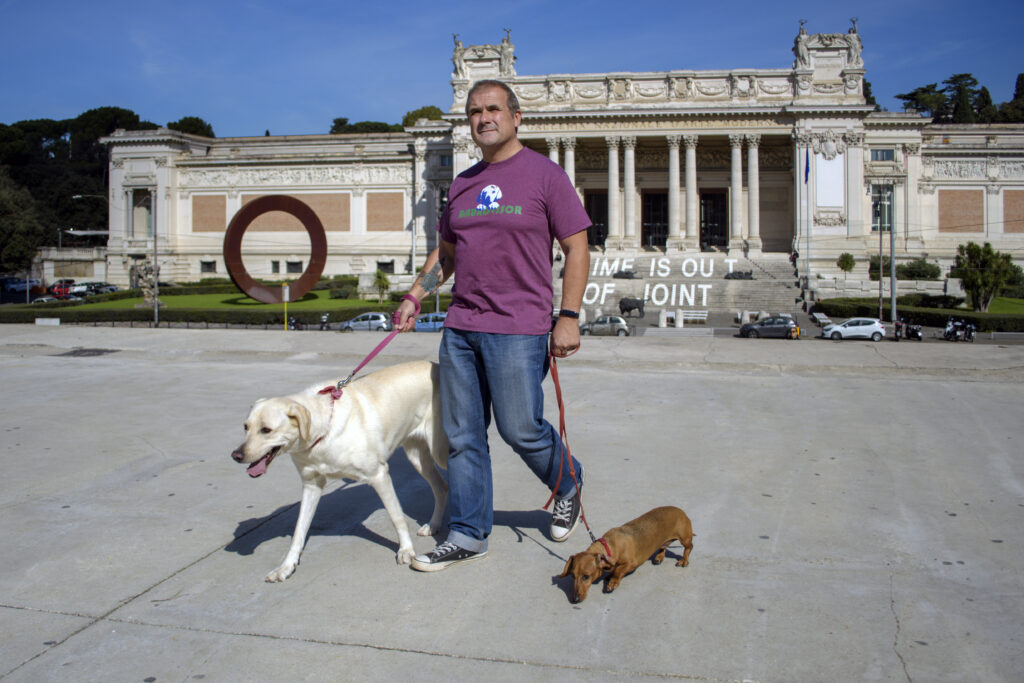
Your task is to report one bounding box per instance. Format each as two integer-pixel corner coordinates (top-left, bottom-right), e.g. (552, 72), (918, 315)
(559, 555), (576, 578)
(287, 401), (312, 443)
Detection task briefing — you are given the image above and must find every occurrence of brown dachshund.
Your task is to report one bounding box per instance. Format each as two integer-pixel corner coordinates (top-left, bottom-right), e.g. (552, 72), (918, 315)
(558, 506), (694, 603)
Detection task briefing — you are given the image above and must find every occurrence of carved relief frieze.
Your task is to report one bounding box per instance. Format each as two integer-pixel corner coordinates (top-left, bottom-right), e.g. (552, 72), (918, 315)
(515, 85), (546, 102)
(635, 82), (667, 99)
(932, 160), (986, 179)
(814, 211), (847, 227)
(694, 80), (728, 97)
(178, 165), (411, 188)
(1001, 161), (1024, 178)
(812, 82), (845, 95)
(574, 83), (606, 100)
(758, 79), (792, 96)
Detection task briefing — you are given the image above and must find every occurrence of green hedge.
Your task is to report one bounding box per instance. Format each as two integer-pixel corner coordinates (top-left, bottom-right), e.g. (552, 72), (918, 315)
(814, 297), (1024, 332)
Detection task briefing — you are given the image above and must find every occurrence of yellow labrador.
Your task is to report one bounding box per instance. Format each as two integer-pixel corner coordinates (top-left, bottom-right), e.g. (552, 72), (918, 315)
(231, 360), (448, 582)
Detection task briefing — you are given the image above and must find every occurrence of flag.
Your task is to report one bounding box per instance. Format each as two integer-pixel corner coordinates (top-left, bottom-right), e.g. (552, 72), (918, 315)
(804, 147), (809, 184)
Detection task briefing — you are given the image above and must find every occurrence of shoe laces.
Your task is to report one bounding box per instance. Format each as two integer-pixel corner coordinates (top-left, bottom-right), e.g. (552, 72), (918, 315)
(552, 496), (574, 523)
(430, 541), (458, 559)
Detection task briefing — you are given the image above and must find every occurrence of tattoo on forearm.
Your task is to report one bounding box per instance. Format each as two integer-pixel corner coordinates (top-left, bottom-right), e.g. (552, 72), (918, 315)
(417, 260), (445, 295)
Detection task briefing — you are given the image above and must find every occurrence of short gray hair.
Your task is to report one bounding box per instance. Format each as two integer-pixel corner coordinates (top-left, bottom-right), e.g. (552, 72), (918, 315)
(465, 80), (520, 117)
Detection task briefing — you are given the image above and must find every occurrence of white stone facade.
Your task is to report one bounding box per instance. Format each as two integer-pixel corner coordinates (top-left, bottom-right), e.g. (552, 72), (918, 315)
(91, 25), (1023, 287)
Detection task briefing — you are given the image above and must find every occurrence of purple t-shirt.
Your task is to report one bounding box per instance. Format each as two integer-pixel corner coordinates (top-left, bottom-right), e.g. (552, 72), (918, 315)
(438, 147), (590, 334)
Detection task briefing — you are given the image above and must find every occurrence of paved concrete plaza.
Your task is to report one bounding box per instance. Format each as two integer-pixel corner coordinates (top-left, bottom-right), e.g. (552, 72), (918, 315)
(1, 323), (1022, 682)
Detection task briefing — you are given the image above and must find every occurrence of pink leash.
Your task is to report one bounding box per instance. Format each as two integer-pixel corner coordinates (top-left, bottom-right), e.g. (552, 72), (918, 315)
(310, 297), (420, 447)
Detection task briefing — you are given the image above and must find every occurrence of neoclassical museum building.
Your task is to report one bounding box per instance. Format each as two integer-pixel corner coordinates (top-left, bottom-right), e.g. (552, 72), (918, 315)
(87, 24), (1023, 293)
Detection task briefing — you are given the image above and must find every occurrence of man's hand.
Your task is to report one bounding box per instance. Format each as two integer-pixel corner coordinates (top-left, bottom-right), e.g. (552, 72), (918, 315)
(550, 315), (581, 357)
(393, 298), (418, 333)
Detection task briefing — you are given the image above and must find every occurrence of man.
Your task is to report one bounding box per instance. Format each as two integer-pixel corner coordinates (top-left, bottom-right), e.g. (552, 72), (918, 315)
(393, 79), (591, 571)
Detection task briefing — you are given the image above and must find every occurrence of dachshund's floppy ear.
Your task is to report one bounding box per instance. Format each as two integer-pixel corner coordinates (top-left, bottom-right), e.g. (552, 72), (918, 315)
(559, 555), (575, 578)
(286, 401), (312, 443)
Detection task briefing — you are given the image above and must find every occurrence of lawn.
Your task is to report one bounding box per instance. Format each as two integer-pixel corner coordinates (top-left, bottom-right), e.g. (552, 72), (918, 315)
(987, 297), (1024, 315)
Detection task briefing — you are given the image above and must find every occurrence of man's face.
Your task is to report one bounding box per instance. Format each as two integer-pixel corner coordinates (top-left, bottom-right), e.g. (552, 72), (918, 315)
(467, 85), (522, 159)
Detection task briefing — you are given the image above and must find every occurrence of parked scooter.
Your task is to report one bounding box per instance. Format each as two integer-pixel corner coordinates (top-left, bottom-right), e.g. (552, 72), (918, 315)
(319, 313), (331, 331)
(893, 318), (903, 342)
(943, 317), (974, 342)
(288, 316), (304, 331)
(904, 321), (923, 341)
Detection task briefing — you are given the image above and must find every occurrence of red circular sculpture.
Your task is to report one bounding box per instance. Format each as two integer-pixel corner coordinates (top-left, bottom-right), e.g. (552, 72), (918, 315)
(223, 195), (327, 303)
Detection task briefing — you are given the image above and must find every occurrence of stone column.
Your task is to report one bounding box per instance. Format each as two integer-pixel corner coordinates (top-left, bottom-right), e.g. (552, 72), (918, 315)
(606, 136), (622, 245)
(562, 137), (576, 188)
(745, 133), (762, 254)
(665, 135), (682, 252)
(622, 136), (637, 244)
(546, 137), (560, 165)
(684, 135), (698, 247)
(729, 134), (744, 251)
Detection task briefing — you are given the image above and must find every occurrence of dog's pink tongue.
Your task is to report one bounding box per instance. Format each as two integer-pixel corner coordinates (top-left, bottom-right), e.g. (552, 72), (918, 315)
(247, 457), (268, 478)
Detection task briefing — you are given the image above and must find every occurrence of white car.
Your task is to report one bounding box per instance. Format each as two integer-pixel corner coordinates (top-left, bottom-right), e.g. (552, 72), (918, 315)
(821, 317), (885, 341)
(339, 312), (393, 332)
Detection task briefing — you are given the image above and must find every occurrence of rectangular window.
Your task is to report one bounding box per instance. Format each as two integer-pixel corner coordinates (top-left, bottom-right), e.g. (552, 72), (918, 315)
(271, 260), (280, 274)
(870, 149), (895, 162)
(871, 185), (893, 232)
(200, 260), (216, 273)
(376, 261), (395, 274)
(286, 261), (303, 274)
(439, 155), (452, 167)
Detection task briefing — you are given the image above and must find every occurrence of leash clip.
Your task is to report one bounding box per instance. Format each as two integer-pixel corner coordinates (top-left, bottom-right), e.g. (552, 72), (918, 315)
(335, 373), (354, 394)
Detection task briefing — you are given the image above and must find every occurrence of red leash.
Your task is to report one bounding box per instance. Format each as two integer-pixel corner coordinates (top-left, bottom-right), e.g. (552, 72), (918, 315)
(543, 349), (597, 545)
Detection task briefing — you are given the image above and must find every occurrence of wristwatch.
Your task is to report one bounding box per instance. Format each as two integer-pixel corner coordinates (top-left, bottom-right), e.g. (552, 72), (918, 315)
(558, 309), (580, 319)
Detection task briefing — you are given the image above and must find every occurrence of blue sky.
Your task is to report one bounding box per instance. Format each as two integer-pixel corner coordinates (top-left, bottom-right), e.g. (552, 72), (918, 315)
(1, 0), (1020, 138)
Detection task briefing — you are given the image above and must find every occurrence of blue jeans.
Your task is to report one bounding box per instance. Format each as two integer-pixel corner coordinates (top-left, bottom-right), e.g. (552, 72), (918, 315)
(439, 328), (581, 552)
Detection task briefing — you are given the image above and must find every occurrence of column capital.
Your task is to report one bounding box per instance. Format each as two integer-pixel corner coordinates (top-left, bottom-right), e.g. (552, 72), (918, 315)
(666, 134), (681, 148)
(545, 136), (561, 149)
(683, 134), (699, 149)
(729, 133), (745, 149)
(744, 133), (761, 147)
(621, 135), (637, 149)
(560, 136), (577, 150)
(605, 135), (621, 148)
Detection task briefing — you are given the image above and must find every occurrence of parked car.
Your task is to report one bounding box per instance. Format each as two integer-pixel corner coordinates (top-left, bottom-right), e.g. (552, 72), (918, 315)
(4, 277), (40, 292)
(414, 311), (447, 332)
(80, 281), (118, 295)
(740, 316), (798, 339)
(580, 315), (631, 336)
(339, 312), (393, 332)
(31, 296), (61, 304)
(821, 317), (885, 341)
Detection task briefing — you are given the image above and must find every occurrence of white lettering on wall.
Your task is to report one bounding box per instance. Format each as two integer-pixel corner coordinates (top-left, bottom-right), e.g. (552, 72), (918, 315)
(587, 257), (721, 309)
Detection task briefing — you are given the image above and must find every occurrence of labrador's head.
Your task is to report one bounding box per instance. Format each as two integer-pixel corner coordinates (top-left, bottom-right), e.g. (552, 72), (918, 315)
(230, 398), (311, 477)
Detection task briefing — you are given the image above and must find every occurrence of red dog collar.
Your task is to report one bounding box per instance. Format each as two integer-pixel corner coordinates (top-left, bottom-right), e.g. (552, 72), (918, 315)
(597, 537), (612, 561)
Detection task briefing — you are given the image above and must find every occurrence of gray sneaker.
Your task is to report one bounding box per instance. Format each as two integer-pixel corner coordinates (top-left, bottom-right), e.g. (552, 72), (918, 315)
(411, 541), (487, 572)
